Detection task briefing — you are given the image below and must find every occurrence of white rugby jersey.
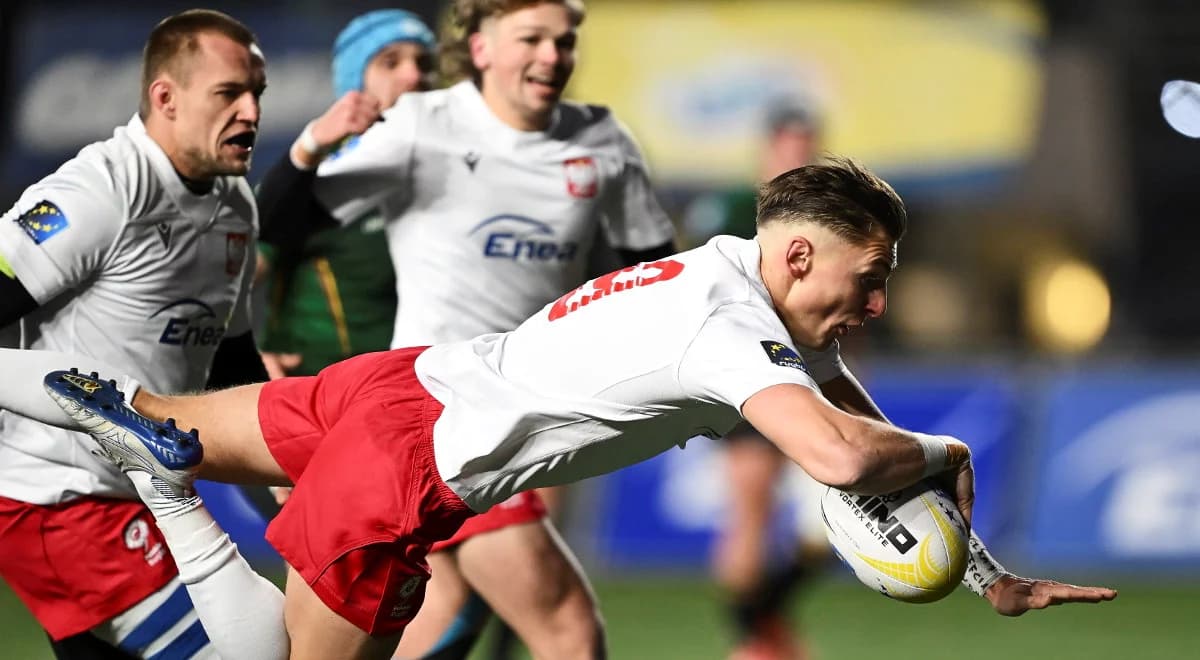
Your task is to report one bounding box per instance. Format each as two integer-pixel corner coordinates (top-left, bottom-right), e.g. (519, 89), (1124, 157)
(416, 236), (847, 512)
(313, 81), (676, 346)
(0, 116), (257, 504)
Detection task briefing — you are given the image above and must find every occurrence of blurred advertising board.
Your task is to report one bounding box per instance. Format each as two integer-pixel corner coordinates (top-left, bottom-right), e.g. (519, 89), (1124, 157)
(1028, 368), (1200, 571)
(568, 0), (1046, 194)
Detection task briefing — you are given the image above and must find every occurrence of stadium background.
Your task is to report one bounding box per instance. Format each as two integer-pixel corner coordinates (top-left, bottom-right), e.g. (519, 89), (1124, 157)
(0, 0), (1197, 657)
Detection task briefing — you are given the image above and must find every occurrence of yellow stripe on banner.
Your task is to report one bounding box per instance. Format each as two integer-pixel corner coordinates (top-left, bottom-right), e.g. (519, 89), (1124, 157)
(313, 258), (353, 356)
(0, 254), (15, 279)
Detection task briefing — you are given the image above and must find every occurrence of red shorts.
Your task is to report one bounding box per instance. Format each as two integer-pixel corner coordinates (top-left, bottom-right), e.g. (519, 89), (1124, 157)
(0, 495), (178, 639)
(259, 347), (475, 637)
(430, 490), (548, 554)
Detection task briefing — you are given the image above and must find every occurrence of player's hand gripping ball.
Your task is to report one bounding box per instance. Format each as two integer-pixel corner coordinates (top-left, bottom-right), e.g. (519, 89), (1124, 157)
(820, 480), (968, 603)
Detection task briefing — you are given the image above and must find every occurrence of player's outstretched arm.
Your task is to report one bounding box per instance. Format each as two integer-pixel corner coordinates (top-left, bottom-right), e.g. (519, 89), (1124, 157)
(809, 362), (1118, 614)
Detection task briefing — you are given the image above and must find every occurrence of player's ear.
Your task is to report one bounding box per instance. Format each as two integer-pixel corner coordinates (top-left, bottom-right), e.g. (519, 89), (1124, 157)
(148, 78), (176, 120)
(468, 30), (491, 71)
(786, 236), (815, 279)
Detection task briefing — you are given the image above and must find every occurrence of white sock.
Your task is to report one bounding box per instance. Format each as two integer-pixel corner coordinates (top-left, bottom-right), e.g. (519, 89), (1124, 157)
(127, 472), (290, 660)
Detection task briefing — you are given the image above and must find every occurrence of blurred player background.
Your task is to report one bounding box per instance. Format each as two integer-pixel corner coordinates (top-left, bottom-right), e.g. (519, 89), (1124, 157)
(1, 1), (1197, 658)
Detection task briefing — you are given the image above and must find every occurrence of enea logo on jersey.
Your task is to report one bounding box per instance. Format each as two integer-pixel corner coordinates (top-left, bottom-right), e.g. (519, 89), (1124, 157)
(151, 299), (227, 347)
(760, 340), (807, 372)
(563, 157), (598, 198)
(470, 215), (579, 262)
(14, 200), (69, 244)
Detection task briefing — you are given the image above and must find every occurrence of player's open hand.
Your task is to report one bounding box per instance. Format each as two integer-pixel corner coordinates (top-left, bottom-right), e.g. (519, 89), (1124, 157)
(309, 91), (383, 151)
(985, 574), (1117, 616)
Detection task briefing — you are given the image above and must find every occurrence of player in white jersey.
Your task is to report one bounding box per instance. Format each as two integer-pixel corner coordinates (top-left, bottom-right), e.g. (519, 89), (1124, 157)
(0, 10), (282, 660)
(1, 158), (1117, 660)
(256, 1), (675, 658)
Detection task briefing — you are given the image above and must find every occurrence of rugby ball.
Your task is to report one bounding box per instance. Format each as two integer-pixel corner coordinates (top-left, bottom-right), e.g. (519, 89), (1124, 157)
(820, 480), (968, 603)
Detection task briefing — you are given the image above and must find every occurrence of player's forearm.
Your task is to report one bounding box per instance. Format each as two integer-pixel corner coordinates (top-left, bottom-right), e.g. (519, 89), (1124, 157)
(748, 385), (963, 492)
(832, 416), (966, 493)
(255, 153), (336, 252)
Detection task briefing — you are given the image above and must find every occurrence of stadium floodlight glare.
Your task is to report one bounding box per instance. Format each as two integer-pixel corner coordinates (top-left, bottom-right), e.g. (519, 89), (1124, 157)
(1161, 80), (1200, 138)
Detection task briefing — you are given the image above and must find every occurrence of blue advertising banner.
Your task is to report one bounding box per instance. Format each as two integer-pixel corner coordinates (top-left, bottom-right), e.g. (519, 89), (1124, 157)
(591, 365), (1019, 570)
(1028, 368), (1200, 571)
(194, 481), (278, 564)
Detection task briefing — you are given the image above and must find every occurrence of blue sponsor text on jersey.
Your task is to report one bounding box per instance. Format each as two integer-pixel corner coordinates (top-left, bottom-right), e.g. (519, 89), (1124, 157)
(151, 299), (227, 347)
(15, 200), (69, 244)
(470, 214), (579, 262)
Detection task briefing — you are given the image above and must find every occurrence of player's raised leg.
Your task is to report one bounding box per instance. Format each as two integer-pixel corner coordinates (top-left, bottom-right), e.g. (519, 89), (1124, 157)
(44, 367), (288, 487)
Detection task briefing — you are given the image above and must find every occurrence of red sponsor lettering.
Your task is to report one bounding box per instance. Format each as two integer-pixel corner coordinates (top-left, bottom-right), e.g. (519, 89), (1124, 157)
(548, 259), (685, 321)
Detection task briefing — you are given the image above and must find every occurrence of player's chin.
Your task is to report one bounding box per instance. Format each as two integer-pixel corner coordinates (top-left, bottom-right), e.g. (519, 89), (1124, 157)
(214, 158), (252, 177)
(526, 85), (563, 108)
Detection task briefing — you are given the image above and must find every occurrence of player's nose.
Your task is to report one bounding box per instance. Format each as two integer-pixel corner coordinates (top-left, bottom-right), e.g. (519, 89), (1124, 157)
(236, 93), (261, 125)
(865, 289), (887, 318)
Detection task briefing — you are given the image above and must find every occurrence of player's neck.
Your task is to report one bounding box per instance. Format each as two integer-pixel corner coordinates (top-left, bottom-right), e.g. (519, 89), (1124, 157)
(176, 171), (214, 195)
(144, 117), (215, 193)
(479, 86), (554, 132)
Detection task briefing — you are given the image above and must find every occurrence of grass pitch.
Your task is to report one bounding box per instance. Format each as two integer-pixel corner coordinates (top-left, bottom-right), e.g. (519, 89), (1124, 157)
(2, 575), (1190, 659)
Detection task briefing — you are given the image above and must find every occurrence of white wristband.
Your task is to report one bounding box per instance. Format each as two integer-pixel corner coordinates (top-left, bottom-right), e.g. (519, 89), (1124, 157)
(962, 529), (1008, 596)
(296, 121), (332, 158)
(916, 433), (968, 478)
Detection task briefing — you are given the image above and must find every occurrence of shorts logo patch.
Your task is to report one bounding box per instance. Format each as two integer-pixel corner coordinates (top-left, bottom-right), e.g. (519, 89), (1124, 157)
(123, 517), (165, 566)
(15, 200), (69, 244)
(761, 340), (808, 372)
(389, 575), (426, 618)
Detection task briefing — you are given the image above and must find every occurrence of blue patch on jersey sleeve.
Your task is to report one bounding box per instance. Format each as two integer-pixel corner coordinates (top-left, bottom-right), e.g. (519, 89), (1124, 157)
(15, 200), (69, 244)
(760, 340), (808, 372)
(326, 135), (361, 161)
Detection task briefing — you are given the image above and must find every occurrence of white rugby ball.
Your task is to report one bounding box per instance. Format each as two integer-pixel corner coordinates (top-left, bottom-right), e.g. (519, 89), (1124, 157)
(820, 480), (968, 603)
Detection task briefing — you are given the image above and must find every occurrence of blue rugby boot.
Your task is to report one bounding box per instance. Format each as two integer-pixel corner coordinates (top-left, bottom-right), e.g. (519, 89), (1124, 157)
(44, 368), (202, 497)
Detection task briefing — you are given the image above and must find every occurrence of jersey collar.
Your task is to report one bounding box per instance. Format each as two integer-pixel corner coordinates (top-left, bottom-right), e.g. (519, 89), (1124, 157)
(453, 81), (563, 150)
(124, 115), (230, 231)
